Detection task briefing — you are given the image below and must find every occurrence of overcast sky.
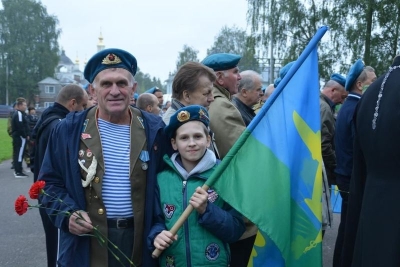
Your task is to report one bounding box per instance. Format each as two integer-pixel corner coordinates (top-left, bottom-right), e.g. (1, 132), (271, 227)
(35, 0), (249, 82)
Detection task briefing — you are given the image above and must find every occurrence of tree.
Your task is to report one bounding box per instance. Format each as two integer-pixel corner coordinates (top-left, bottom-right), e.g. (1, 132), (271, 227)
(247, 0), (400, 81)
(175, 44), (199, 72)
(134, 67), (164, 94)
(0, 0), (61, 105)
(207, 26), (260, 72)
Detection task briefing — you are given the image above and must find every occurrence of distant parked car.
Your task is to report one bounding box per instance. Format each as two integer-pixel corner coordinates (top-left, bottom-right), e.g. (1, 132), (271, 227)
(0, 105), (13, 118)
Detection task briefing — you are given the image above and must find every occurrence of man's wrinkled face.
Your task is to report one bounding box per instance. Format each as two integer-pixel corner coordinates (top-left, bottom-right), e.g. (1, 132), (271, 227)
(219, 67), (241, 95)
(91, 68), (135, 116)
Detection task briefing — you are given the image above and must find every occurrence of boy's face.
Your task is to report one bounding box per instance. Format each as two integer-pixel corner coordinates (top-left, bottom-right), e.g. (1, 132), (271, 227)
(171, 121), (210, 167)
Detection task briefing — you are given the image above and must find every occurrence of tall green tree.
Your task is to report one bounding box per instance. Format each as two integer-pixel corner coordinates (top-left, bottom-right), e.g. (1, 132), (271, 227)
(207, 25), (260, 72)
(134, 67), (164, 94)
(175, 44), (199, 72)
(247, 0), (400, 81)
(0, 0), (60, 105)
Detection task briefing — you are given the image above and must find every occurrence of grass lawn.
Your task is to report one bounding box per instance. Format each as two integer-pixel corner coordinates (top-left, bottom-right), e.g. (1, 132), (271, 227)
(0, 118), (12, 162)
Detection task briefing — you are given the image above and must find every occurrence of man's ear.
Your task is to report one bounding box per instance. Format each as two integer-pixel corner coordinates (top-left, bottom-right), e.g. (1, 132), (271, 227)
(132, 82), (138, 94)
(206, 135), (211, 148)
(215, 71), (224, 86)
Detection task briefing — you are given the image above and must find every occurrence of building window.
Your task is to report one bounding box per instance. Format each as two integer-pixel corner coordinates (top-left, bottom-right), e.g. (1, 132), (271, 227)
(44, 102), (54, 108)
(45, 86), (55, 94)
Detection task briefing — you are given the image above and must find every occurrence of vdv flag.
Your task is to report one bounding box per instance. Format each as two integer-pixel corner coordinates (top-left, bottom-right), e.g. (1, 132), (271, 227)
(205, 26), (328, 267)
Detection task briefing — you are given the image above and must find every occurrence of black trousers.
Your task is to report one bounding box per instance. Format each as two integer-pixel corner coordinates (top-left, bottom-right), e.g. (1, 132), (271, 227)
(39, 205), (59, 267)
(333, 175), (350, 267)
(108, 225), (134, 267)
(229, 234), (257, 267)
(12, 135), (26, 173)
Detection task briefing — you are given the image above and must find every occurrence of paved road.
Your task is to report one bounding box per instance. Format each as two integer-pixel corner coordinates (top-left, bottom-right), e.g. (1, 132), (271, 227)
(0, 160), (46, 266)
(0, 158), (339, 266)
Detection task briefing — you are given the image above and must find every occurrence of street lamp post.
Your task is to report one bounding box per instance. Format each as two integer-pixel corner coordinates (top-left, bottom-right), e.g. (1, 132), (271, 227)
(6, 57), (9, 106)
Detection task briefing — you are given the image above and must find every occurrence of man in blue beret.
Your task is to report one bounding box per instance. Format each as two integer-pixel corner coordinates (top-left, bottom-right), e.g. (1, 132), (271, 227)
(38, 48), (167, 267)
(145, 86), (164, 108)
(332, 60), (376, 266)
(202, 54), (255, 267)
(319, 73), (347, 238)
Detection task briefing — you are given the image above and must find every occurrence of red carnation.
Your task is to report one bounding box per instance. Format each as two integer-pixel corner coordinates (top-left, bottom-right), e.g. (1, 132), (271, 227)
(29, 181), (46, 199)
(15, 195), (29, 216)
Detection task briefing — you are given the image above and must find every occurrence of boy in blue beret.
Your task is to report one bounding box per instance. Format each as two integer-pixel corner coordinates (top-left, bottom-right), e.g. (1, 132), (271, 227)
(148, 105), (245, 267)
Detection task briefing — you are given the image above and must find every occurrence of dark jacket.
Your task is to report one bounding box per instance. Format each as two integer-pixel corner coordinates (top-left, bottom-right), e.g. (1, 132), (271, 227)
(38, 106), (168, 267)
(334, 93), (361, 179)
(11, 109), (29, 138)
(32, 102), (69, 182)
(319, 94), (336, 185)
(232, 96), (256, 126)
(342, 57), (400, 267)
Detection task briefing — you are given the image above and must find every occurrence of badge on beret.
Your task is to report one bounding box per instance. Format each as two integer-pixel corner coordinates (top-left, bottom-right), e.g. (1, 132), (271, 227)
(177, 110), (190, 122)
(102, 53), (122, 65)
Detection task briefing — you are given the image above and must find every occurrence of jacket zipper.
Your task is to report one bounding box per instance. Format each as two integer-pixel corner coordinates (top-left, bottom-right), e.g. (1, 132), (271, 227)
(182, 180), (192, 267)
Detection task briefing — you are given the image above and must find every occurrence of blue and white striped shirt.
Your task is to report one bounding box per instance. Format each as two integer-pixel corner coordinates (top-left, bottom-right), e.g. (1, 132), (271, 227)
(98, 119), (133, 218)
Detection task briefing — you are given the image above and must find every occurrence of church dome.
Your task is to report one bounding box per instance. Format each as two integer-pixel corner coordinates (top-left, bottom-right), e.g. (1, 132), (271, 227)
(59, 49), (74, 65)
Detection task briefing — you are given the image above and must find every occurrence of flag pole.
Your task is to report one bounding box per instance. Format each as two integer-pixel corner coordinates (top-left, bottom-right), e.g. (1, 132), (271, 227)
(152, 184), (210, 258)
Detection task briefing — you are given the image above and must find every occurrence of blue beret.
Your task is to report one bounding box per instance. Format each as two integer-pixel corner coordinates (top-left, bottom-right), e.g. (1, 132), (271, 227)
(84, 48), (137, 83)
(330, 73), (346, 87)
(345, 59), (364, 91)
(201, 53), (241, 71)
(133, 93), (139, 100)
(274, 61), (295, 88)
(145, 87), (161, 94)
(165, 105), (209, 138)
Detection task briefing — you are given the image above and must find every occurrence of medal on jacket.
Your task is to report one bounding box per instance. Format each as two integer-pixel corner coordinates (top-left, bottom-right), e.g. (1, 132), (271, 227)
(139, 150), (149, 170)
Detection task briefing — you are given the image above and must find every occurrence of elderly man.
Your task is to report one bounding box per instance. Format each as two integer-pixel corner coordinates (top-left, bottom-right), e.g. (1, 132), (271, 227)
(32, 84), (88, 267)
(38, 48), (166, 267)
(332, 60), (376, 266)
(320, 73), (348, 187)
(136, 93), (161, 115)
(202, 53), (255, 267)
(233, 70), (263, 126)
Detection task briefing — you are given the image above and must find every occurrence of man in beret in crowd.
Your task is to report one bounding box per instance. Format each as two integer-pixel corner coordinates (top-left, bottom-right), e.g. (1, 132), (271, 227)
(332, 60), (376, 266)
(136, 93), (161, 115)
(38, 48), (167, 267)
(232, 70), (263, 126)
(319, 73), (347, 236)
(145, 86), (164, 108)
(320, 73), (348, 187)
(202, 53), (255, 267)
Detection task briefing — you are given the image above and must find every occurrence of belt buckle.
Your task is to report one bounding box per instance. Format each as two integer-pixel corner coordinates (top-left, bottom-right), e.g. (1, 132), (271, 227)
(116, 218), (128, 229)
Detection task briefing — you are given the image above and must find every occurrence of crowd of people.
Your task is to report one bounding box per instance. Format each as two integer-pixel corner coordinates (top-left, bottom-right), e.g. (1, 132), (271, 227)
(8, 46), (400, 267)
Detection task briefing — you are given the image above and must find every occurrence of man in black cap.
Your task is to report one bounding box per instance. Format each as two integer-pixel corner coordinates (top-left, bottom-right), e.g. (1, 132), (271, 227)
(332, 60), (376, 266)
(341, 55), (400, 267)
(38, 48), (167, 267)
